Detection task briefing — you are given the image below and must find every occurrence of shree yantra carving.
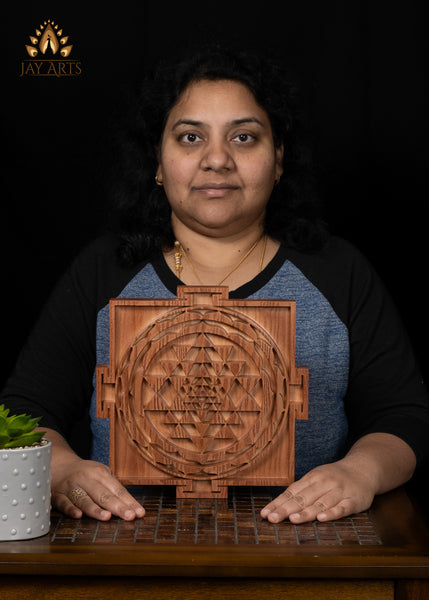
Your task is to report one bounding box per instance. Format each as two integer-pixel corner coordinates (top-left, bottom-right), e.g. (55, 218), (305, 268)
(96, 286), (308, 498)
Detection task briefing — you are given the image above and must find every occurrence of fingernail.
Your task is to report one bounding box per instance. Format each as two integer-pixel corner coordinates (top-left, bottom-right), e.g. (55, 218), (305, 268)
(100, 510), (111, 520)
(124, 509), (134, 520)
(269, 512), (280, 523)
(290, 513), (301, 521)
(260, 509), (270, 518)
(136, 507), (145, 517)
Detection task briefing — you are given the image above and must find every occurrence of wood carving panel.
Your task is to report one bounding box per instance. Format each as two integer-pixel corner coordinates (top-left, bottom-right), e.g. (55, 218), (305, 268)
(97, 287), (308, 497)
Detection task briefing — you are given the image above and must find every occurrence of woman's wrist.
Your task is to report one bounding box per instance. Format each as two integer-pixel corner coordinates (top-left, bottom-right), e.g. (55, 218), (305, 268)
(342, 432), (416, 495)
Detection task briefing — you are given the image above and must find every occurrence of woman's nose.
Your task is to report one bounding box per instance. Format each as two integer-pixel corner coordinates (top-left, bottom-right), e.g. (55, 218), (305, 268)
(200, 138), (234, 171)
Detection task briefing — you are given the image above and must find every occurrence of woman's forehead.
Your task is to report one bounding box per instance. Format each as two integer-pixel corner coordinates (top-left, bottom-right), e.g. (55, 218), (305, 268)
(165, 79), (270, 128)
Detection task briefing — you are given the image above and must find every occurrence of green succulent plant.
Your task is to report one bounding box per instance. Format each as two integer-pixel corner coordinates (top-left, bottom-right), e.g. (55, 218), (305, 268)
(0, 404), (45, 449)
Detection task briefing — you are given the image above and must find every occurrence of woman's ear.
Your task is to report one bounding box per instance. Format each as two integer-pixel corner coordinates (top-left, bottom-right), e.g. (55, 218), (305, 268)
(275, 143), (284, 182)
(155, 152), (163, 184)
(155, 145), (162, 179)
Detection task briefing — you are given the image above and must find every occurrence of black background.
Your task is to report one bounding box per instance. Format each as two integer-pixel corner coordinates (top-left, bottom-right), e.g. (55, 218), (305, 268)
(1, 3), (427, 410)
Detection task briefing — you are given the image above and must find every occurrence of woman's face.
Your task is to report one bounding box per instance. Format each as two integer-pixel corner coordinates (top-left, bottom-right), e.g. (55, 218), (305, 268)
(157, 79), (283, 238)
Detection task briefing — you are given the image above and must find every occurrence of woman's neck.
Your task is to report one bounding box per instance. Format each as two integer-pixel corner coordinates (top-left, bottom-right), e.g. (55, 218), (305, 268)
(163, 222), (280, 290)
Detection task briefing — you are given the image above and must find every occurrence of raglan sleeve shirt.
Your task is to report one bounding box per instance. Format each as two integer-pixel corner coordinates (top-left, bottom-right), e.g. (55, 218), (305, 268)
(1, 234), (428, 469)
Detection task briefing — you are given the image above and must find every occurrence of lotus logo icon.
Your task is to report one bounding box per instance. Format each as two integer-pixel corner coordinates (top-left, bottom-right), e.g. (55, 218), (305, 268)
(20, 19), (82, 77)
(26, 20), (73, 58)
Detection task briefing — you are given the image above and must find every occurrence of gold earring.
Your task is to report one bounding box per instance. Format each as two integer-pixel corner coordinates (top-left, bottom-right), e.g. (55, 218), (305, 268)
(155, 175), (163, 186)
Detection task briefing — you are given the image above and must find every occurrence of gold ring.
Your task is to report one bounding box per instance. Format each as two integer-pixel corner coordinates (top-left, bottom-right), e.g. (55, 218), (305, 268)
(69, 487), (88, 504)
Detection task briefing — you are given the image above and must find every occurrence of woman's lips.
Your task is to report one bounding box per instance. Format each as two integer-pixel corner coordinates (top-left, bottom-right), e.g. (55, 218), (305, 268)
(193, 183), (239, 197)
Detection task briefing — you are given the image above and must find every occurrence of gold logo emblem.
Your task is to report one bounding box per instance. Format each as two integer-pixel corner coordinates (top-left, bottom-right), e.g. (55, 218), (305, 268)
(20, 19), (82, 77)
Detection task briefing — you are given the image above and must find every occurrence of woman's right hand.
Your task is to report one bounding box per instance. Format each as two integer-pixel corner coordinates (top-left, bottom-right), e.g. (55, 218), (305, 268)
(42, 428), (145, 521)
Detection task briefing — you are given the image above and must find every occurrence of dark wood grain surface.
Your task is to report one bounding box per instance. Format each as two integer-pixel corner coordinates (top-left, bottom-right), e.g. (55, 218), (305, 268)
(1, 486), (429, 600)
(1, 486), (428, 579)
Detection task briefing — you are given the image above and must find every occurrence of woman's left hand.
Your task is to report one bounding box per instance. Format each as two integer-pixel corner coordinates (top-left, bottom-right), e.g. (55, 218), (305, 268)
(260, 432), (417, 523)
(260, 459), (376, 524)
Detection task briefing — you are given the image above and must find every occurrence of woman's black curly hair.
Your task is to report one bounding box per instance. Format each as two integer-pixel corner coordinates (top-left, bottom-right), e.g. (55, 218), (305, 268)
(107, 46), (327, 265)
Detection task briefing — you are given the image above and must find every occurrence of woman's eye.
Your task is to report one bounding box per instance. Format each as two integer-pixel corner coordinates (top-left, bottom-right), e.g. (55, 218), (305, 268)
(180, 133), (201, 143)
(233, 133), (255, 143)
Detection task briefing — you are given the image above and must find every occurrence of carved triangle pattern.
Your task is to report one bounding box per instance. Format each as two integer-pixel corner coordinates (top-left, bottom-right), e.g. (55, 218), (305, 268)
(143, 333), (262, 454)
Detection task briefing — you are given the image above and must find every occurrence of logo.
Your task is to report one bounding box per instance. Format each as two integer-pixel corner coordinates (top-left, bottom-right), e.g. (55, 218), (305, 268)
(20, 19), (82, 77)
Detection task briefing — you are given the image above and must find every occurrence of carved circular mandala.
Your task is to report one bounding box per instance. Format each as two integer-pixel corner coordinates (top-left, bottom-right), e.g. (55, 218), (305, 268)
(116, 305), (289, 480)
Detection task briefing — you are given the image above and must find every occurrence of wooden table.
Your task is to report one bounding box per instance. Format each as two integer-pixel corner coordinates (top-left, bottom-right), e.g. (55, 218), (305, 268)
(1, 486), (428, 599)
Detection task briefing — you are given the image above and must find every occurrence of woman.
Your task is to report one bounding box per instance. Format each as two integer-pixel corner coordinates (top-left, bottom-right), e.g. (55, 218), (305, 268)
(2, 47), (428, 524)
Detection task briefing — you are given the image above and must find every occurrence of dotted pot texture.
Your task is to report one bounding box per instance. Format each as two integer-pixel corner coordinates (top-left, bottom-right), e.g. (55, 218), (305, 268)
(0, 440), (51, 541)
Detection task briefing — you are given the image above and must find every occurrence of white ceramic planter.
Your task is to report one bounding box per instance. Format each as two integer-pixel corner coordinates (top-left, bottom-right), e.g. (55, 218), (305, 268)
(0, 440), (51, 541)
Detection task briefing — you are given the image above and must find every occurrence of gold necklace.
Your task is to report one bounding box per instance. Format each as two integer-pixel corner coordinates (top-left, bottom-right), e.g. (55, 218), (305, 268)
(173, 235), (267, 286)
